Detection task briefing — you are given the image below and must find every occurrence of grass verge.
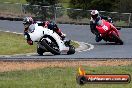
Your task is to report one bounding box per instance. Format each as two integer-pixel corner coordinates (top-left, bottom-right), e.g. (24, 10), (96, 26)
(0, 65), (131, 88)
(0, 31), (36, 55)
(0, 31), (79, 55)
(0, 0), (26, 4)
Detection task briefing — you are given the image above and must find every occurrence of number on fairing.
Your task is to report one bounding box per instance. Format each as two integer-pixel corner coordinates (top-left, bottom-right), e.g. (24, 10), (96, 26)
(102, 25), (108, 31)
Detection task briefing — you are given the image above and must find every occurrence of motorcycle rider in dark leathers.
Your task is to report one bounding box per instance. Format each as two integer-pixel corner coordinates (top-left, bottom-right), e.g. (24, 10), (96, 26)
(90, 10), (119, 42)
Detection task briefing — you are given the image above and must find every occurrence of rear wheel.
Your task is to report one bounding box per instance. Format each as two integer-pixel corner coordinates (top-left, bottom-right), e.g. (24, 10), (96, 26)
(111, 32), (123, 45)
(41, 37), (60, 55)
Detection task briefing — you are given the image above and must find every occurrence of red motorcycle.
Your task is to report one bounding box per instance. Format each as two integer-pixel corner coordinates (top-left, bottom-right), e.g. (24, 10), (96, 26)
(96, 19), (123, 45)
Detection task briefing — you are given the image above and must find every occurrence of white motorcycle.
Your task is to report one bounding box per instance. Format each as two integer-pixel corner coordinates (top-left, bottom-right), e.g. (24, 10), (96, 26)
(27, 23), (75, 55)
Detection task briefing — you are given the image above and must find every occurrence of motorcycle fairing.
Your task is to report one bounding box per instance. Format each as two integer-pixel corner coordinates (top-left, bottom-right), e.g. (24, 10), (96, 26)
(29, 23), (69, 52)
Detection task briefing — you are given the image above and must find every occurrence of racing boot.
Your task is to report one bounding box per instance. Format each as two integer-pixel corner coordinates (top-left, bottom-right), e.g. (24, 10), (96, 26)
(64, 39), (71, 46)
(58, 31), (70, 46)
(95, 34), (102, 42)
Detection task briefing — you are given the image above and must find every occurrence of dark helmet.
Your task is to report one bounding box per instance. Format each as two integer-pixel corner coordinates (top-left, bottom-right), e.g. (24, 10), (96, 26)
(91, 10), (99, 19)
(23, 17), (33, 25)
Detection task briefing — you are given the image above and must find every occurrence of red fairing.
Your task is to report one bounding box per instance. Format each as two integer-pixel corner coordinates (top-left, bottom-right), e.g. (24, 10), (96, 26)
(96, 19), (120, 37)
(96, 19), (111, 36)
(95, 19), (122, 44)
(110, 23), (119, 36)
(56, 28), (61, 34)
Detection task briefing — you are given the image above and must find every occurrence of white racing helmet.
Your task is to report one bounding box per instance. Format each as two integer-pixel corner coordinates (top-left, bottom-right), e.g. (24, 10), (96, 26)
(91, 10), (99, 19)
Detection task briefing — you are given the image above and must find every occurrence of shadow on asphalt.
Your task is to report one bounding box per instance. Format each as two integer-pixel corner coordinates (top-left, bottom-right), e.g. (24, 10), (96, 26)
(32, 53), (72, 56)
(92, 42), (124, 45)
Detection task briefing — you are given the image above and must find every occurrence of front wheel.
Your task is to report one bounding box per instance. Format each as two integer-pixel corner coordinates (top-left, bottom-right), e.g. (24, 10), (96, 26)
(67, 45), (75, 55)
(41, 38), (61, 55)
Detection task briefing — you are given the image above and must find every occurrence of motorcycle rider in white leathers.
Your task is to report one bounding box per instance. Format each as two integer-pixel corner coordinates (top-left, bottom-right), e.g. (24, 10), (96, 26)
(23, 17), (67, 45)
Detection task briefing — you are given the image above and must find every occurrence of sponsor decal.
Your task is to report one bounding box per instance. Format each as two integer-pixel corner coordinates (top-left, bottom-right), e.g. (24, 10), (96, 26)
(76, 67), (131, 85)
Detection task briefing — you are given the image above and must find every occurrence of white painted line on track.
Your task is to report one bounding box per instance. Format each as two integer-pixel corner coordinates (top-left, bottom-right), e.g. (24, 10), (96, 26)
(0, 30), (23, 35)
(75, 41), (94, 52)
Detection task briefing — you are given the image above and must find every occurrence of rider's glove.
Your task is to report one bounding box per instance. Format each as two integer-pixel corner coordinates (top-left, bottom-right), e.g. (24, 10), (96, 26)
(27, 40), (33, 45)
(24, 32), (33, 45)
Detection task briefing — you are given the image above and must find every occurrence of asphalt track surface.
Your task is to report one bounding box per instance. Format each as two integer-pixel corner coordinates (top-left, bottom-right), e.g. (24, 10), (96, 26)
(0, 20), (132, 59)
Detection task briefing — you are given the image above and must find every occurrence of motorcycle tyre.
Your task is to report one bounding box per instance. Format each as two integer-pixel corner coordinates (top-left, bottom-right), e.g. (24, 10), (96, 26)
(67, 45), (75, 55)
(111, 32), (123, 45)
(41, 39), (60, 55)
(37, 47), (45, 56)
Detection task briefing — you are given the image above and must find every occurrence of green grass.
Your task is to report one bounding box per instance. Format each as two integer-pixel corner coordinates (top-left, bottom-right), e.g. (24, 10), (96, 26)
(0, 0), (27, 4)
(0, 31), (36, 55)
(58, 0), (70, 3)
(0, 65), (132, 88)
(60, 3), (69, 8)
(0, 0), (70, 4)
(114, 21), (128, 26)
(58, 0), (70, 8)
